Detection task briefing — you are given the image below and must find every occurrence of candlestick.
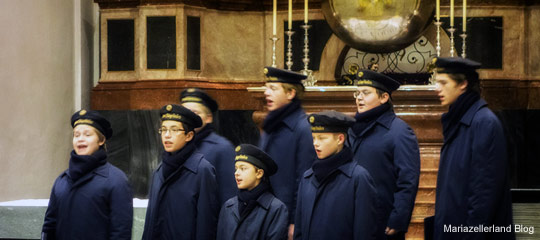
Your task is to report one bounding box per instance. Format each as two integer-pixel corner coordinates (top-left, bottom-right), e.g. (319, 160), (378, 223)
(270, 36), (279, 67)
(450, 0), (454, 26)
(300, 24), (317, 86)
(434, 21), (442, 57)
(286, 30), (294, 70)
(288, 0), (292, 30)
(301, 24), (310, 71)
(273, 0), (277, 35)
(448, 27), (456, 57)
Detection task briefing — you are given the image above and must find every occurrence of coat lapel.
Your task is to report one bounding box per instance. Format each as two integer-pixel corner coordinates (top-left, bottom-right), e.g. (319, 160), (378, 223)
(442, 99), (487, 148)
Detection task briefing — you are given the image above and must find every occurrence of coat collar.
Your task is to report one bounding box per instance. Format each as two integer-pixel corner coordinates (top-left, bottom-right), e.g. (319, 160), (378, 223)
(178, 151), (202, 174)
(441, 99), (487, 146)
(375, 109), (395, 130)
(157, 152), (203, 182)
(225, 192), (274, 221)
(303, 161), (355, 187)
(281, 107), (304, 130)
(200, 132), (219, 144)
(349, 109), (395, 138)
(61, 163), (110, 188)
(225, 197), (241, 220)
(459, 99), (487, 126)
(255, 192), (274, 210)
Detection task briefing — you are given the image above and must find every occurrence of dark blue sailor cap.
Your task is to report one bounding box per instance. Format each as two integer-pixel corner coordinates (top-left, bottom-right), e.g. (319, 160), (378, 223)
(180, 88), (219, 113)
(432, 57), (481, 74)
(308, 110), (355, 133)
(159, 104), (202, 129)
(71, 109), (113, 139)
(356, 70), (401, 93)
(235, 144), (278, 176)
(264, 66), (307, 85)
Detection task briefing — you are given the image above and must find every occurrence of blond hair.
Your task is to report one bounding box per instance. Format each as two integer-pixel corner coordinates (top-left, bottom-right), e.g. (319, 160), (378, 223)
(281, 83), (305, 100)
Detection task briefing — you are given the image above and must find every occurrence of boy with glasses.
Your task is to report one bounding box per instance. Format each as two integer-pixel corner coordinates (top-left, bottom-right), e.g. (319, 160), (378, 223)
(349, 70), (421, 240)
(142, 104), (219, 240)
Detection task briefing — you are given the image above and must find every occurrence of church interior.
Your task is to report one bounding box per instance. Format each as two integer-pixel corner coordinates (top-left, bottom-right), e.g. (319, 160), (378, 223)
(1, 0), (539, 239)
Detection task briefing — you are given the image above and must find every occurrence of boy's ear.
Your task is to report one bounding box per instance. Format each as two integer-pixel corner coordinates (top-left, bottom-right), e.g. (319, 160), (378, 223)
(256, 168), (265, 180)
(337, 133), (346, 145)
(185, 130), (195, 141)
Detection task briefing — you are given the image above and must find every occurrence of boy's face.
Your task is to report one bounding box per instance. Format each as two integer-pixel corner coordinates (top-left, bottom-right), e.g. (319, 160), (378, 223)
(264, 82), (293, 111)
(182, 102), (212, 132)
(355, 86), (389, 113)
(234, 161), (263, 191)
(312, 132), (344, 159)
(72, 125), (105, 156)
(435, 73), (467, 106)
(160, 120), (194, 153)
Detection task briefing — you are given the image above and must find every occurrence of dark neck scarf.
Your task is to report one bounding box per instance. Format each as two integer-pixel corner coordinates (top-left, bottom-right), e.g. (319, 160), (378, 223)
(262, 98), (302, 133)
(161, 141), (196, 179)
(237, 180), (271, 220)
(352, 102), (391, 135)
(68, 148), (107, 182)
(441, 90), (480, 142)
(312, 146), (353, 183)
(192, 124), (214, 146)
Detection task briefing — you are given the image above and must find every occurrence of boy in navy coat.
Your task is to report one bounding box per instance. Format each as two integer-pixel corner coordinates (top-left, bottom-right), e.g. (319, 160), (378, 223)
(431, 57), (514, 240)
(142, 104), (219, 240)
(259, 67), (317, 238)
(181, 87), (236, 205)
(217, 144), (288, 240)
(348, 70), (420, 239)
(42, 110), (133, 240)
(294, 111), (377, 240)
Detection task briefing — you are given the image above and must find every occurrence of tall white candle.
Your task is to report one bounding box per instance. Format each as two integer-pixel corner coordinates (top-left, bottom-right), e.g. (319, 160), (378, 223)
(304, 0), (308, 24)
(436, 0), (440, 21)
(450, 0), (454, 26)
(273, 0), (277, 35)
(288, 0), (292, 30)
(463, 0), (467, 31)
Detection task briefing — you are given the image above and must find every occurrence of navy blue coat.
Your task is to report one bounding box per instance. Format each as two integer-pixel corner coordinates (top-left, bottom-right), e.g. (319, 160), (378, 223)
(217, 192), (289, 240)
(434, 99), (514, 240)
(259, 107), (316, 223)
(142, 152), (219, 240)
(348, 109), (420, 238)
(197, 132), (236, 205)
(42, 162), (133, 240)
(294, 161), (378, 240)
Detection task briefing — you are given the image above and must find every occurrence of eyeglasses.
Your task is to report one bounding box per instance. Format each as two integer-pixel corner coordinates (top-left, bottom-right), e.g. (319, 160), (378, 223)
(353, 90), (373, 99)
(158, 127), (185, 135)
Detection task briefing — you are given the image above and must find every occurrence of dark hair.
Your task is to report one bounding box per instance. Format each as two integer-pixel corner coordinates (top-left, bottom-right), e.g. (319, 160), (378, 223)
(375, 88), (393, 105)
(447, 72), (481, 93)
(181, 122), (195, 135)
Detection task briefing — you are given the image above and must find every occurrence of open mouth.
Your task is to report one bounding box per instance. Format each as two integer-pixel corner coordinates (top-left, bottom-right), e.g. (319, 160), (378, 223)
(266, 99), (273, 107)
(77, 145), (88, 151)
(163, 141), (173, 147)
